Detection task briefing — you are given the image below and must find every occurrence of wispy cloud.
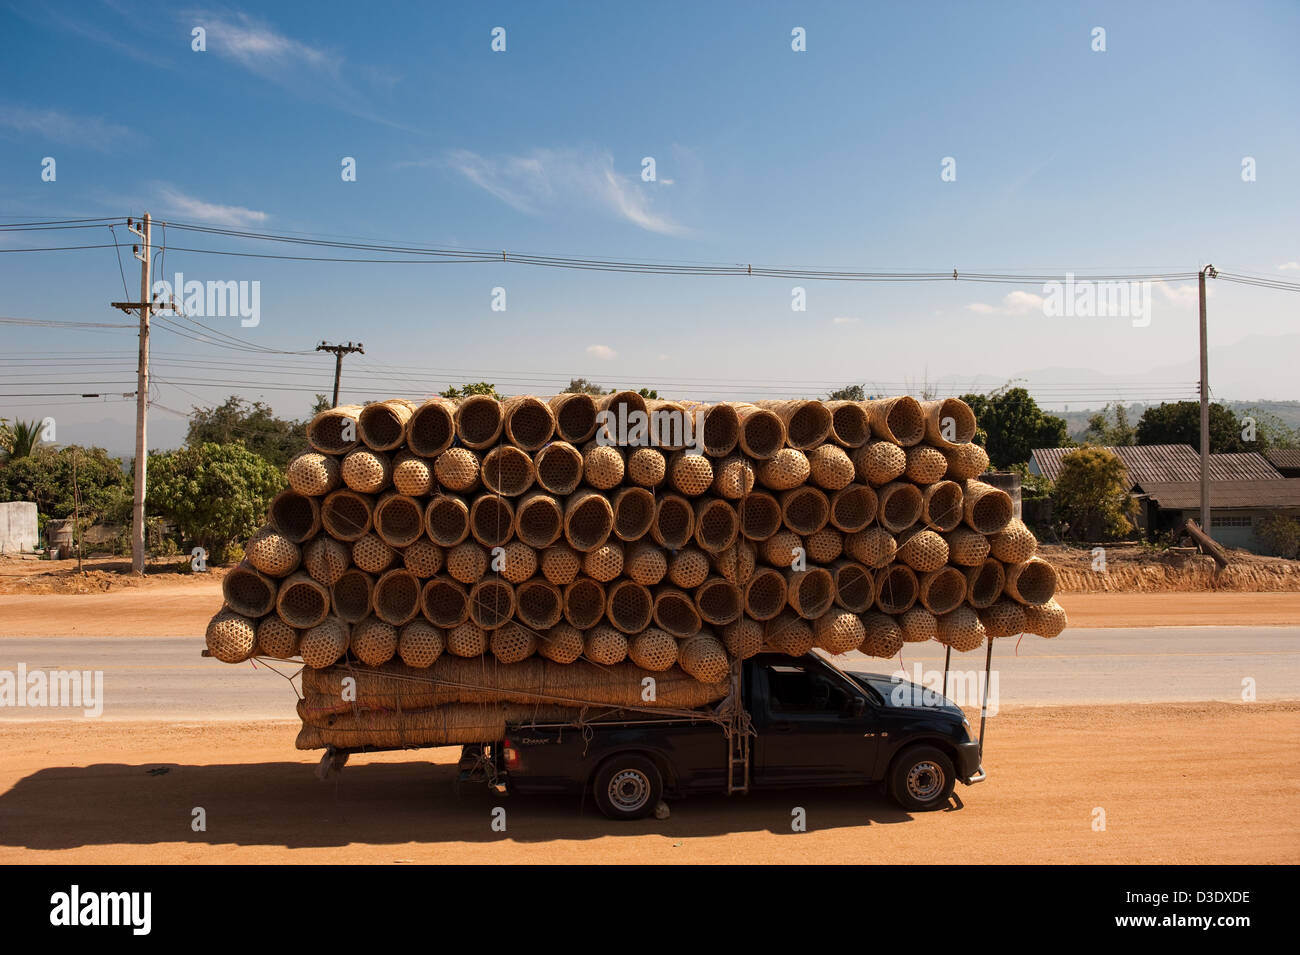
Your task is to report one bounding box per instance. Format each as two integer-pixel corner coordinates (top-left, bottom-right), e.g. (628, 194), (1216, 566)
(966, 290), (1044, 315)
(1155, 282), (1207, 308)
(1278, 261), (1299, 271)
(0, 106), (130, 149)
(441, 148), (689, 235)
(155, 185), (269, 227)
(586, 344), (617, 360)
(197, 11), (329, 73)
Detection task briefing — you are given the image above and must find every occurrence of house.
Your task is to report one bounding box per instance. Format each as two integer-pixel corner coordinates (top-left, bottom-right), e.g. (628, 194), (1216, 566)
(1265, 449), (1300, 479)
(1028, 444), (1282, 488)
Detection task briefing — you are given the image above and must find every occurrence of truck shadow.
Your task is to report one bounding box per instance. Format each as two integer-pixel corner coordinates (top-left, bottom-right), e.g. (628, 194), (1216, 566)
(0, 758), (932, 850)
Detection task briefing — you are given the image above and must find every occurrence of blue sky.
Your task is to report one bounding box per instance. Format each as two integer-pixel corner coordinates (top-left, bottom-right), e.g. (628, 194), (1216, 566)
(1, 1), (1298, 452)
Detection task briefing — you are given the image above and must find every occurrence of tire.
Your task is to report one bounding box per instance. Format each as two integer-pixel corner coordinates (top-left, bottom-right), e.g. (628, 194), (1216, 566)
(593, 754), (663, 820)
(888, 745), (956, 811)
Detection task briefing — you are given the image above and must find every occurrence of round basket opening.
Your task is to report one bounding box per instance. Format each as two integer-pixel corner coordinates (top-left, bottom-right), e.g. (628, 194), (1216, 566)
(879, 484), (923, 532)
(470, 496), (514, 548)
(359, 405), (406, 450)
(790, 570), (833, 618)
(516, 497), (562, 548)
(507, 400), (554, 450)
(535, 443), (582, 495)
(885, 398), (926, 446)
(426, 497), (469, 547)
(554, 395), (596, 443)
(922, 568), (967, 614)
(456, 396), (503, 448)
(876, 565), (919, 614)
(482, 446), (535, 496)
(924, 482), (964, 531)
(831, 403), (869, 447)
(654, 592), (701, 637)
(614, 488), (655, 541)
(470, 580), (514, 629)
(782, 488), (829, 535)
(653, 497), (693, 548)
(786, 402), (831, 449)
(967, 561), (1005, 608)
(567, 496), (613, 551)
(375, 572), (419, 624)
(564, 579), (606, 629)
(745, 569), (787, 620)
(696, 501), (738, 552)
(224, 567), (275, 617)
(834, 564), (874, 613)
(375, 497), (423, 547)
(703, 405), (739, 456)
(697, 579), (742, 625)
(408, 402), (455, 456)
(516, 580), (562, 629)
(270, 491), (319, 543)
(741, 410), (784, 458)
(831, 485), (876, 532)
(739, 493), (782, 541)
(970, 489), (1013, 534)
(607, 582), (652, 633)
(322, 491), (372, 541)
(332, 570), (373, 622)
(422, 578), (468, 628)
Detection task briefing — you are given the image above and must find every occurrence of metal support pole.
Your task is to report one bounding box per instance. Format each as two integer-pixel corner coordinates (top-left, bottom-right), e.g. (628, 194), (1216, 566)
(1198, 265), (1214, 538)
(977, 637), (994, 757)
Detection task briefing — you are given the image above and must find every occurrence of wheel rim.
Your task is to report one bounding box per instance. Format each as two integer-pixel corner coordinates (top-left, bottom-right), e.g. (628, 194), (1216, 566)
(906, 760), (945, 801)
(607, 769), (652, 812)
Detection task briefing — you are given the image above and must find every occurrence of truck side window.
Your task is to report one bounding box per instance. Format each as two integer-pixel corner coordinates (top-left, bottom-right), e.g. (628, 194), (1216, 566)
(765, 664), (848, 714)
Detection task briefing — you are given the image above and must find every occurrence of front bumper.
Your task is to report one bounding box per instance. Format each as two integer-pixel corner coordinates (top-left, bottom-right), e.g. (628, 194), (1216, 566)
(955, 740), (985, 784)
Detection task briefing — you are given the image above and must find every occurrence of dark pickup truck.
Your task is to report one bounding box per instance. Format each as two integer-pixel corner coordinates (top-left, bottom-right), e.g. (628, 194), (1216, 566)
(472, 651), (984, 819)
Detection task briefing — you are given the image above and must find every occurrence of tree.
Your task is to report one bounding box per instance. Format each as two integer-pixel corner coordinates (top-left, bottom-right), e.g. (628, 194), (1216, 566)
(827, 384), (866, 401)
(186, 397), (310, 469)
(0, 419), (41, 463)
(959, 386), (1070, 470)
(1256, 512), (1300, 559)
(1050, 446), (1135, 541)
(1239, 407), (1300, 451)
(147, 442), (284, 562)
(564, 378), (612, 395)
(0, 445), (131, 524)
(636, 387), (659, 400)
(1135, 401), (1245, 452)
(440, 382), (501, 400)
(1083, 403), (1137, 446)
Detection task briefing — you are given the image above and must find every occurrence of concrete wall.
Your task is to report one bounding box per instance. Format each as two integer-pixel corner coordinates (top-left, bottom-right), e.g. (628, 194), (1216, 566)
(0, 501), (39, 554)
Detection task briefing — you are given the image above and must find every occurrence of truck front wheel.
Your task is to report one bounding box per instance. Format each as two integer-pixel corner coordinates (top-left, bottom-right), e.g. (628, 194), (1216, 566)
(888, 745), (956, 811)
(593, 754), (663, 820)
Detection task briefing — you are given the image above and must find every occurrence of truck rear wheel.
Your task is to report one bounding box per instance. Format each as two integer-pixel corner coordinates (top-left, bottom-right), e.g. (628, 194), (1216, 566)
(593, 754), (663, 820)
(888, 745), (956, 811)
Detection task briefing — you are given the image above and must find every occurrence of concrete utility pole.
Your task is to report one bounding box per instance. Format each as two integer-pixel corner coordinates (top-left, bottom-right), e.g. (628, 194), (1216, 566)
(316, 341), (364, 407)
(1198, 264), (1217, 539)
(110, 214), (152, 576)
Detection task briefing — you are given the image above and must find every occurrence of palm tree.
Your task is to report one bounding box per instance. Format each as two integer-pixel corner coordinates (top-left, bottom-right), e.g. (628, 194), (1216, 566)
(1, 419), (40, 463)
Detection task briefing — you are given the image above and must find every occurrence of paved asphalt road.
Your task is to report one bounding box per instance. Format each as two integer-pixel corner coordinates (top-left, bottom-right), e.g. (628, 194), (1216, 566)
(0, 627), (1297, 721)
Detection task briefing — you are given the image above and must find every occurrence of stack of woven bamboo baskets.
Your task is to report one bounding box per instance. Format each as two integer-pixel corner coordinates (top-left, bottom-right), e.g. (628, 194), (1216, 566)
(204, 392), (1066, 749)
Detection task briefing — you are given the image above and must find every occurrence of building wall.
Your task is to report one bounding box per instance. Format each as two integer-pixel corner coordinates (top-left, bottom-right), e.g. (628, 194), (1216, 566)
(0, 501), (39, 554)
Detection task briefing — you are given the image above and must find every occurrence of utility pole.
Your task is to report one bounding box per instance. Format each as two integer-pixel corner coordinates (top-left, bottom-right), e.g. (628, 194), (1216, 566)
(111, 214), (152, 576)
(316, 341), (364, 407)
(1198, 265), (1217, 539)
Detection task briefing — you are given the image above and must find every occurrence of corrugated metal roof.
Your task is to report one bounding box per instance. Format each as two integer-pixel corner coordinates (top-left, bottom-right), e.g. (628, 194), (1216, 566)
(1030, 445), (1283, 485)
(1138, 478), (1300, 510)
(1265, 448), (1300, 470)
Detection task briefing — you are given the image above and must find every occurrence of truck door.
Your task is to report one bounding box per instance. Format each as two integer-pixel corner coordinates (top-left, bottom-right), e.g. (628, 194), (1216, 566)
(751, 659), (879, 786)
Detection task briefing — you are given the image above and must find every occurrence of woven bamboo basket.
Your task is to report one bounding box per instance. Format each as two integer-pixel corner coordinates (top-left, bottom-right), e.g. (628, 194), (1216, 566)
(516, 579), (564, 630)
(865, 396), (925, 447)
(626, 447), (667, 488)
(352, 533), (396, 575)
(223, 562), (277, 618)
(763, 612), (815, 656)
(514, 491), (563, 549)
(1022, 598), (1068, 638)
(612, 486), (656, 542)
(944, 527), (991, 566)
(399, 619), (445, 668)
(455, 394), (504, 450)
(732, 403), (786, 459)
(922, 480), (964, 533)
(942, 442), (990, 482)
(722, 617), (764, 659)
(875, 563), (919, 615)
(469, 579), (515, 630)
(785, 567), (834, 619)
(625, 541), (668, 586)
(565, 489), (615, 552)
(341, 448), (392, 494)
(374, 568), (421, 626)
(962, 480), (1013, 535)
(905, 444), (949, 485)
(756, 399), (831, 450)
(859, 612), (905, 658)
(403, 538), (444, 578)
(978, 599), (1026, 638)
(358, 399), (416, 452)
(652, 586), (703, 637)
(877, 481), (923, 533)
(738, 491), (782, 541)
(919, 567), (968, 615)
(374, 493), (424, 548)
(899, 606), (938, 643)
(678, 633), (730, 684)
(425, 494), (470, 548)
(541, 544), (581, 585)
(828, 484), (878, 533)
(743, 566), (788, 620)
(651, 493), (694, 549)
(447, 620), (488, 657)
(246, 525), (301, 578)
(331, 568), (374, 624)
(582, 541), (624, 583)
(711, 455), (754, 499)
(853, 440), (908, 486)
(606, 579), (654, 633)
(762, 529), (803, 569)
(804, 527), (843, 564)
(434, 447), (481, 493)
(669, 452), (714, 496)
(921, 398), (977, 449)
(502, 395), (556, 451)
(936, 605), (986, 652)
(321, 489), (373, 542)
(538, 621), (585, 664)
(964, 559), (1005, 609)
(469, 494), (515, 548)
(303, 535), (350, 586)
(497, 540), (538, 583)
(391, 451), (434, 497)
(287, 452), (340, 497)
(256, 615), (299, 659)
(846, 527), (898, 568)
(406, 397), (458, 457)
(548, 393), (599, 445)
(491, 621), (538, 664)
(596, 391), (650, 444)
(1003, 557), (1058, 606)
(668, 547), (710, 589)
(830, 559), (874, 613)
(206, 609), (258, 663)
(307, 404), (362, 455)
(780, 486), (829, 535)
(897, 529), (949, 573)
(482, 445), (536, 497)
(534, 441), (584, 495)
(293, 703), (585, 751)
(756, 448), (810, 491)
(694, 498), (739, 553)
(421, 577), (470, 628)
(582, 441), (625, 490)
(826, 400), (870, 449)
(808, 444), (855, 490)
(299, 616), (349, 668)
(711, 539), (755, 585)
(269, 489), (321, 544)
(276, 571), (331, 629)
(563, 577), (607, 629)
(584, 624), (629, 665)
(681, 401), (740, 457)
(628, 628), (678, 671)
(646, 399), (690, 452)
(695, 576), (743, 625)
(352, 616), (399, 666)
(813, 609), (865, 654)
(988, 518), (1037, 563)
(446, 541), (488, 584)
